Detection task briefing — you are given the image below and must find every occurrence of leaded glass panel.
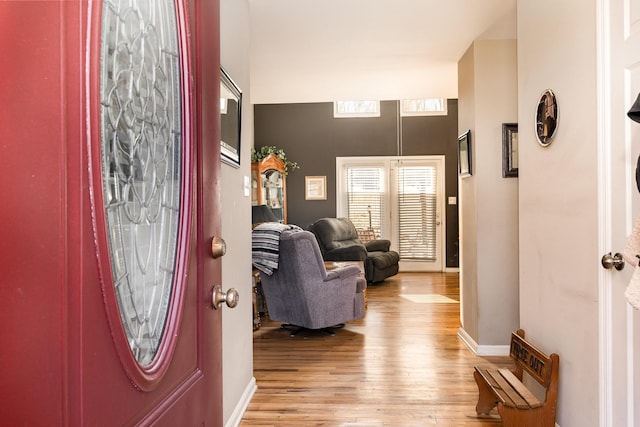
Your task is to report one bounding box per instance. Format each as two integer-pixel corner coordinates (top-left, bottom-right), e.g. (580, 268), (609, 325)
(99, 0), (182, 366)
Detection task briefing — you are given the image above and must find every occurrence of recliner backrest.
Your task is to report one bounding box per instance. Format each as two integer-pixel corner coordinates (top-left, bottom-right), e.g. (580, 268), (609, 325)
(259, 230), (327, 325)
(277, 229), (328, 284)
(310, 217), (361, 252)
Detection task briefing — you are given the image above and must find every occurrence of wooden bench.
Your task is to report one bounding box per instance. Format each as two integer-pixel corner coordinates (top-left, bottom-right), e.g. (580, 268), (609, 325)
(474, 329), (559, 427)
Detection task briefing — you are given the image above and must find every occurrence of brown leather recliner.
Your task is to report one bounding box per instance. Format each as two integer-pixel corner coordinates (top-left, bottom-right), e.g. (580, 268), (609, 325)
(309, 217), (399, 283)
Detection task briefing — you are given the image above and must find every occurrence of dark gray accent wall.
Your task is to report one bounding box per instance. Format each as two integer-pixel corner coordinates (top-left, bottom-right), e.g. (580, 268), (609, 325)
(254, 99), (459, 268)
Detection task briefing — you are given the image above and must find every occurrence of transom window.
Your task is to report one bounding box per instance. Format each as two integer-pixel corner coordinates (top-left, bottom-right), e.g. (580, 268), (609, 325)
(400, 98), (447, 116)
(334, 100), (381, 118)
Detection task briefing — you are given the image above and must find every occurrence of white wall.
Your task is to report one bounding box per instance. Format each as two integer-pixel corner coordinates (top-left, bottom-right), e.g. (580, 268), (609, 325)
(475, 40), (519, 346)
(517, 1), (600, 425)
(458, 39), (519, 349)
(458, 45), (479, 340)
(220, 0), (256, 425)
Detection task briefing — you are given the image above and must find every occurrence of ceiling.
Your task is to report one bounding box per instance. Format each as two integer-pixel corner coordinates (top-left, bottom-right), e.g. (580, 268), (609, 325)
(247, 0), (517, 104)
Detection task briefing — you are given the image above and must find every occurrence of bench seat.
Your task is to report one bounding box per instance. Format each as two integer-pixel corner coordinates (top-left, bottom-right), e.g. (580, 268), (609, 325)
(473, 329), (559, 427)
(474, 367), (542, 410)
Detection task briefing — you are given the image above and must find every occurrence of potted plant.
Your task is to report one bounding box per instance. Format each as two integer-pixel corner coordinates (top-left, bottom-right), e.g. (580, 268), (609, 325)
(251, 145), (299, 174)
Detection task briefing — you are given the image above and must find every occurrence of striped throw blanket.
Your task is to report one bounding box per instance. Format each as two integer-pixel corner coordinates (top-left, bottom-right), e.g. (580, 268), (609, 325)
(252, 223), (302, 275)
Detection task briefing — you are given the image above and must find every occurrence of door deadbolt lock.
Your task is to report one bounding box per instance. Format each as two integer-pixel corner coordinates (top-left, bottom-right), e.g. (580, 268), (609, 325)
(211, 236), (227, 259)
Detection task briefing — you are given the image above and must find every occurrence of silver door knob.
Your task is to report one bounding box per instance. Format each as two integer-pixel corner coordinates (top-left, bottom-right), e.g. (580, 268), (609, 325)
(211, 285), (239, 310)
(601, 252), (625, 270)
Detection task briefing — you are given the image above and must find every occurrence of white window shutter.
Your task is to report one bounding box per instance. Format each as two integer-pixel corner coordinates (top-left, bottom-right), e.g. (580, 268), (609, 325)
(396, 165), (437, 260)
(346, 167), (385, 238)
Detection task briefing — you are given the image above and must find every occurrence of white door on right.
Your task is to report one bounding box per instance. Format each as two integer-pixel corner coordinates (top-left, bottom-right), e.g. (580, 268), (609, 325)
(599, 0), (640, 425)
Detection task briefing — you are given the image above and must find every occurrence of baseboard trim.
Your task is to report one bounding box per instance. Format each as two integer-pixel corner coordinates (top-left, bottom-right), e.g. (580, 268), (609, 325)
(224, 376), (257, 427)
(444, 267), (460, 273)
(458, 327), (510, 357)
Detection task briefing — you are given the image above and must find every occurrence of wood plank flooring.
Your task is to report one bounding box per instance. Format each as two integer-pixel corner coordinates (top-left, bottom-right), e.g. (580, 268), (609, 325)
(240, 272), (510, 426)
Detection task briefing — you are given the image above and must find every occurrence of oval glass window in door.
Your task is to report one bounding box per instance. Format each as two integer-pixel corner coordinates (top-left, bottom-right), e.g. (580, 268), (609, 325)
(99, 0), (183, 367)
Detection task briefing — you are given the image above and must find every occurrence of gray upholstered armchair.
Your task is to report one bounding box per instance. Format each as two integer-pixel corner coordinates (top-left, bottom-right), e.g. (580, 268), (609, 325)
(256, 228), (366, 335)
(309, 217), (400, 283)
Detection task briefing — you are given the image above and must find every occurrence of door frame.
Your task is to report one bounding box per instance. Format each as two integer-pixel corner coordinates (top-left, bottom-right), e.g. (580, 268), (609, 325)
(597, 0), (613, 420)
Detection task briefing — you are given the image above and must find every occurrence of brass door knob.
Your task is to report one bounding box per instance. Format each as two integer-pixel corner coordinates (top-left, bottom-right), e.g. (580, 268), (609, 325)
(211, 285), (239, 310)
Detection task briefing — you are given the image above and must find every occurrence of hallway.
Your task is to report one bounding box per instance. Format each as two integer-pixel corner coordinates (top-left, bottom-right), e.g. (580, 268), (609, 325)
(240, 272), (511, 426)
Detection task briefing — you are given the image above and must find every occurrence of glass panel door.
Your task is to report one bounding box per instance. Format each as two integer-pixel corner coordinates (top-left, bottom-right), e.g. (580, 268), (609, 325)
(337, 156), (445, 272)
(396, 163), (438, 261)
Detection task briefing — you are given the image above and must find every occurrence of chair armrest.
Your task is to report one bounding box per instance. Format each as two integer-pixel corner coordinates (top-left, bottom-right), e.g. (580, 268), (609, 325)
(318, 273), (359, 302)
(325, 265), (361, 281)
(324, 245), (368, 261)
(365, 239), (391, 252)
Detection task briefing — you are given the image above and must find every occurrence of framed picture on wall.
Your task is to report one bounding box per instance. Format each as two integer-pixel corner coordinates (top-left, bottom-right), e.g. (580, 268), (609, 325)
(457, 130), (472, 177)
(305, 176), (327, 200)
(502, 123), (518, 178)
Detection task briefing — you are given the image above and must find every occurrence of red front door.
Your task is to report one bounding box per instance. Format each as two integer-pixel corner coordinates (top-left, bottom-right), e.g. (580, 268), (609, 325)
(0, 1), (223, 425)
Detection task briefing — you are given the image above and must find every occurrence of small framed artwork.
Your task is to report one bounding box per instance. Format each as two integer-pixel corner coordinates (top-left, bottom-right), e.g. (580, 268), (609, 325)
(502, 123), (518, 178)
(457, 130), (472, 177)
(305, 176), (327, 200)
(220, 67), (242, 168)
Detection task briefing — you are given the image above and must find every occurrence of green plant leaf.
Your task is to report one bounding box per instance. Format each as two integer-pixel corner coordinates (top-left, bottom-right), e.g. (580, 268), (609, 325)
(251, 145), (299, 174)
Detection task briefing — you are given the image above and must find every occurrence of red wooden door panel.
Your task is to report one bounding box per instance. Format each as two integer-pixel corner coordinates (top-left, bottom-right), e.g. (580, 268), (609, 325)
(0, 0), (222, 425)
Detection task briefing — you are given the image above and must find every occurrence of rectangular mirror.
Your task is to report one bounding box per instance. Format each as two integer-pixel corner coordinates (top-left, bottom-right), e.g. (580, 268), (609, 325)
(220, 67), (242, 167)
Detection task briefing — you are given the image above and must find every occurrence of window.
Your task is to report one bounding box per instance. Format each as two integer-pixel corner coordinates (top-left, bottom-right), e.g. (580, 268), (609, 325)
(400, 98), (447, 117)
(337, 156), (444, 271)
(334, 100), (380, 118)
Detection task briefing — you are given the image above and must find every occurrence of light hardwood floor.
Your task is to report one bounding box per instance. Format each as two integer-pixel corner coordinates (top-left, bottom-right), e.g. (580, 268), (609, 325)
(240, 272), (510, 426)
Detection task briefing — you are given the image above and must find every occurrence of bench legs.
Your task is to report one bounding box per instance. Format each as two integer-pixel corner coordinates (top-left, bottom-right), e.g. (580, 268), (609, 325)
(498, 404), (556, 427)
(473, 370), (498, 415)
